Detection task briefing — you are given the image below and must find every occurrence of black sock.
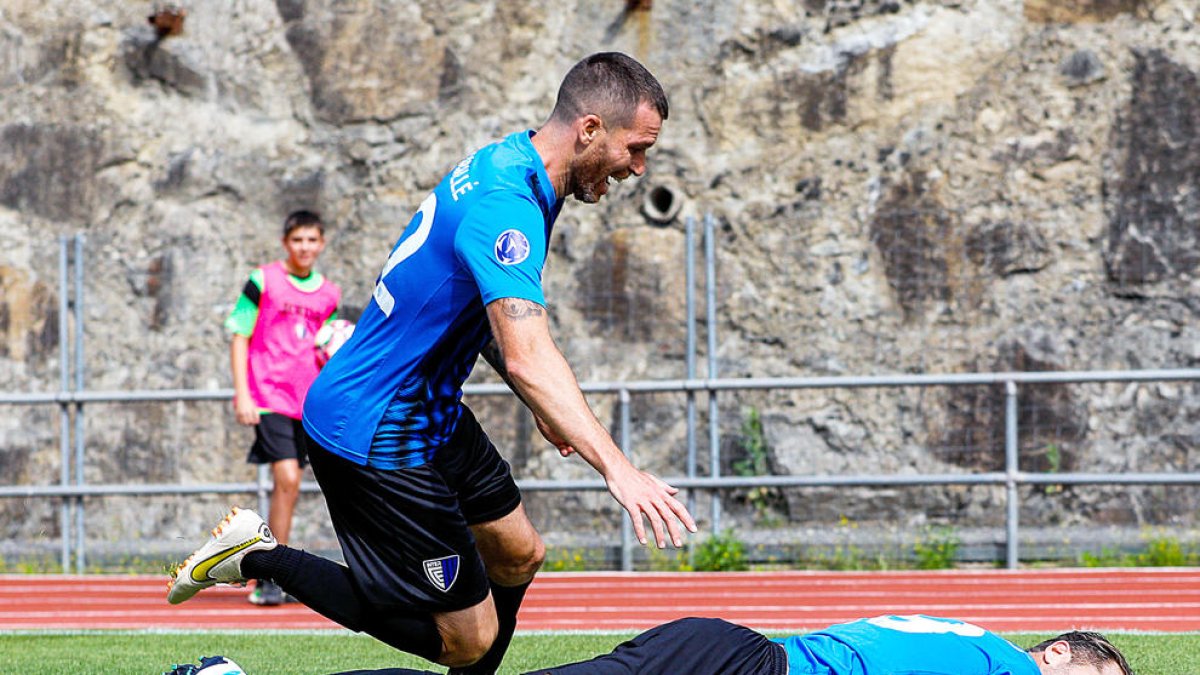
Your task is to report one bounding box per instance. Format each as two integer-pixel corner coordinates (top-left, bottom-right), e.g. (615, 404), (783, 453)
(328, 670), (441, 675)
(448, 578), (532, 675)
(328, 662), (441, 667)
(243, 546), (444, 663)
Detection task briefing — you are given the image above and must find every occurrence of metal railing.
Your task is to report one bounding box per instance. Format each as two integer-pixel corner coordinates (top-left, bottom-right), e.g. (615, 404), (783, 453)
(4, 233), (1200, 573)
(4, 368), (1200, 572)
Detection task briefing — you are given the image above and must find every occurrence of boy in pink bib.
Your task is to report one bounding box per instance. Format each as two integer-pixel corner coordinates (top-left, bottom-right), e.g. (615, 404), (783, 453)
(225, 210), (341, 606)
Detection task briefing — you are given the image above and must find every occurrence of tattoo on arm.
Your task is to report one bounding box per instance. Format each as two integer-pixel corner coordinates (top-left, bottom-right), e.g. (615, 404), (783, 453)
(481, 339), (507, 375)
(499, 298), (545, 321)
(479, 337), (535, 409)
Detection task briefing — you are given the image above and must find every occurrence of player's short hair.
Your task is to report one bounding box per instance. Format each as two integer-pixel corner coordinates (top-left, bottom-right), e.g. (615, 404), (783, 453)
(548, 52), (669, 129)
(1029, 631), (1133, 674)
(283, 210), (324, 237)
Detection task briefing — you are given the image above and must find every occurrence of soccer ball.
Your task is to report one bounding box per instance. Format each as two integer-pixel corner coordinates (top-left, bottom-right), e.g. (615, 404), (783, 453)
(195, 655), (247, 675)
(314, 319), (355, 366)
(163, 655), (247, 675)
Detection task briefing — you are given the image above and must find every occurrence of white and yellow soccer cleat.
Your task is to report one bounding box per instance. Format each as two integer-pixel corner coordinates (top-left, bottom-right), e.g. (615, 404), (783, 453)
(167, 507), (277, 605)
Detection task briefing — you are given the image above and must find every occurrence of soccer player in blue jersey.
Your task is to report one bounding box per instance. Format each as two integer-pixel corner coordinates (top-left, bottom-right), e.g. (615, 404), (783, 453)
(323, 614), (1134, 675)
(526, 615), (1134, 675)
(167, 52), (697, 674)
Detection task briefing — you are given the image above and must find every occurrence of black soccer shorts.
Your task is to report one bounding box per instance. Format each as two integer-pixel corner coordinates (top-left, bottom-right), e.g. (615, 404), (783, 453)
(529, 617), (788, 675)
(247, 413), (309, 468)
(307, 407), (522, 613)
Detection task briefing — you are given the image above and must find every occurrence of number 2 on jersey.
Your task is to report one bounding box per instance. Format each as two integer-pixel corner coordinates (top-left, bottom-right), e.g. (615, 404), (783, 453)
(867, 615), (986, 637)
(372, 193), (437, 317)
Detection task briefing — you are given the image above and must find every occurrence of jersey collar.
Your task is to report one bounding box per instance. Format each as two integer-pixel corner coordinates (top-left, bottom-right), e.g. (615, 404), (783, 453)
(515, 130), (561, 213)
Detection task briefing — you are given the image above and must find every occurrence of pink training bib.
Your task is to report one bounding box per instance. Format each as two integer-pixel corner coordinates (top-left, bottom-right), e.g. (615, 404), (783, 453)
(247, 261), (341, 419)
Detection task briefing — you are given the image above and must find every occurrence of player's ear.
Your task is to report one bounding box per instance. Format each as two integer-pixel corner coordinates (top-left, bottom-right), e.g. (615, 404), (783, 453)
(578, 114), (604, 145)
(1040, 641), (1072, 666)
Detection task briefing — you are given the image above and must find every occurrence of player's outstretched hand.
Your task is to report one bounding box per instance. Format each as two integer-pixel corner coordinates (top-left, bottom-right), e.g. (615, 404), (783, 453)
(605, 465), (697, 548)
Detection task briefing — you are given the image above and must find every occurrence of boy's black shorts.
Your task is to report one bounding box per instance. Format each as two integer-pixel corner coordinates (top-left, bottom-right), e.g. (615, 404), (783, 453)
(248, 413), (309, 468)
(306, 407), (522, 613)
(530, 617), (788, 675)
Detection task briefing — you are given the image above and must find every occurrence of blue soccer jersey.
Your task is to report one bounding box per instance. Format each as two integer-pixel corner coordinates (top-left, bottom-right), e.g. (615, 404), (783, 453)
(303, 130), (562, 468)
(773, 615), (1040, 675)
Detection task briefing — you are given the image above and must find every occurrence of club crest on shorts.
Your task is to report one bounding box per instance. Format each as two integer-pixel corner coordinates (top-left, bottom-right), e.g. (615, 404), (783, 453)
(494, 229), (530, 265)
(423, 555), (460, 592)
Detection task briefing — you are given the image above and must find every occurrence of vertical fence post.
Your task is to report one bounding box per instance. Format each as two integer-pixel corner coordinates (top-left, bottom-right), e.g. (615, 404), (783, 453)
(257, 464), (271, 517)
(685, 215), (697, 518)
(619, 388), (633, 571)
(1005, 379), (1020, 569)
(74, 235), (86, 573)
(58, 236), (72, 573)
(705, 212), (721, 532)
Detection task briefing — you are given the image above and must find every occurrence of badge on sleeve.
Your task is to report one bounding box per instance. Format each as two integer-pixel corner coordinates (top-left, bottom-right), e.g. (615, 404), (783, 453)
(494, 229), (531, 265)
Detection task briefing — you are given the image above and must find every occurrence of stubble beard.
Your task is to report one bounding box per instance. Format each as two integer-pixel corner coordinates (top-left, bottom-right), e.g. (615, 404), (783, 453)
(570, 146), (610, 204)
(574, 184), (600, 203)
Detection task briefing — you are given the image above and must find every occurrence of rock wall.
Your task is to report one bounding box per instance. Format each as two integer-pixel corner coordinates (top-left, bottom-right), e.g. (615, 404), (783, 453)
(1, 0), (1198, 559)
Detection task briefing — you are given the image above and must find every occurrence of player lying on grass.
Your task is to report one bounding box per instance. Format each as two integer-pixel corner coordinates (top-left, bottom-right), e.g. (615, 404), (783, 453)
(331, 614), (1133, 675)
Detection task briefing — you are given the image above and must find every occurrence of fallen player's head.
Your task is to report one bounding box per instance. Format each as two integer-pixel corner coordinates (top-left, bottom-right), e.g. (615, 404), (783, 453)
(1027, 631), (1133, 675)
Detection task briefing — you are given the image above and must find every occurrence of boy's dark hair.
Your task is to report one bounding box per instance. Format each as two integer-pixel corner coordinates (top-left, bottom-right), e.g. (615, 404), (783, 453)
(549, 52), (668, 129)
(283, 210), (324, 237)
(1029, 631), (1133, 674)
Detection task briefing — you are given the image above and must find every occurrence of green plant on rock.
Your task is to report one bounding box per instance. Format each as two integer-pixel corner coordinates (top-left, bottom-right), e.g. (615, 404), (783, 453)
(691, 529), (748, 571)
(1079, 546), (1130, 567)
(816, 542), (871, 571)
(732, 407), (786, 526)
(804, 515), (886, 571)
(0, 554), (62, 574)
(1078, 532), (1200, 568)
(1041, 443), (1063, 495)
(544, 547), (598, 572)
(1135, 535), (1198, 567)
(647, 546), (693, 572)
(913, 526), (960, 570)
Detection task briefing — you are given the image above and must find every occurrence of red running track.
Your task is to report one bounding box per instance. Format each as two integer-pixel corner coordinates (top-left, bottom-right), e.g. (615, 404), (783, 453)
(2, 569), (1199, 633)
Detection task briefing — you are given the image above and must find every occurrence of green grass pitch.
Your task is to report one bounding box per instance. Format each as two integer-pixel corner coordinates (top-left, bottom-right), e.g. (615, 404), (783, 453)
(0, 630), (1196, 674)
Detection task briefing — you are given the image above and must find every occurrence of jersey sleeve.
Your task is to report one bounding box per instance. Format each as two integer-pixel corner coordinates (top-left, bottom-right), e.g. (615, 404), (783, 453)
(454, 191), (547, 306)
(224, 268), (264, 337)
